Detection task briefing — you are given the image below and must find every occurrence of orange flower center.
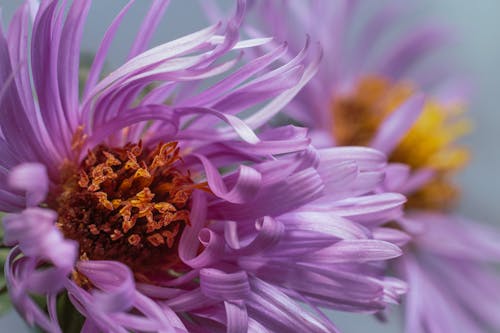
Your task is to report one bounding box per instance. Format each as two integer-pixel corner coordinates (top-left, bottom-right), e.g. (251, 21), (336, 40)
(53, 142), (200, 281)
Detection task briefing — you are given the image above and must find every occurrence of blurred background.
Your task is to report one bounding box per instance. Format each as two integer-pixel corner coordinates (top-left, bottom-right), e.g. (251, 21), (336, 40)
(0, 0), (498, 332)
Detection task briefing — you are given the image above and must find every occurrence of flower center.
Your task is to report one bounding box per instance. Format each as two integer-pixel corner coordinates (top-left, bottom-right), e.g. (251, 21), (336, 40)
(332, 76), (470, 210)
(53, 142), (196, 280)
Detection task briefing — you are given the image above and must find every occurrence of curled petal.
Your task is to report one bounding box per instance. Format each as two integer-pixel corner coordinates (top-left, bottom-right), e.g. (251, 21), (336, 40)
(244, 42), (323, 130)
(5, 248), (63, 333)
(8, 163), (48, 207)
(228, 216), (285, 255)
(181, 42), (289, 107)
(178, 191), (207, 265)
(192, 153), (262, 204)
(67, 279), (181, 333)
(165, 289), (217, 313)
(77, 260), (135, 313)
(86, 23), (220, 101)
(210, 167), (324, 221)
(181, 229), (225, 269)
(221, 132), (311, 155)
(3, 207), (77, 269)
(26, 266), (72, 294)
(176, 106), (260, 144)
(200, 269), (250, 301)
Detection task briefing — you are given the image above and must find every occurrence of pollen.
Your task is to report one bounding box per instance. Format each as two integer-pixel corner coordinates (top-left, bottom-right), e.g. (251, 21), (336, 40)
(332, 76), (471, 210)
(54, 142), (200, 279)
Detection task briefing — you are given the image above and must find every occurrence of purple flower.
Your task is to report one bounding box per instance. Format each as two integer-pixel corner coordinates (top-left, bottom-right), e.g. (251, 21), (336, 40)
(0, 1), (407, 332)
(246, 1), (500, 332)
(397, 212), (500, 333)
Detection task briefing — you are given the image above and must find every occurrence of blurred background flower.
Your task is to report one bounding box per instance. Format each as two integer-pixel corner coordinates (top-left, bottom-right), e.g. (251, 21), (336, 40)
(242, 0), (500, 332)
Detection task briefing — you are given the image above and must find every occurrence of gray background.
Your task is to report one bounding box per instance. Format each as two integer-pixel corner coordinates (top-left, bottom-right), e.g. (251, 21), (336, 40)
(0, 1), (498, 332)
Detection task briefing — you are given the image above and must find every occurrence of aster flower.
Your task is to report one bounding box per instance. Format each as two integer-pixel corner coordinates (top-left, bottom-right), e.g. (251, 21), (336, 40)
(0, 1), (407, 332)
(245, 0), (500, 332)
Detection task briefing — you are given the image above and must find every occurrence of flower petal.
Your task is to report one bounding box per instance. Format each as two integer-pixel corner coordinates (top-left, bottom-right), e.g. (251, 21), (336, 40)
(3, 208), (77, 269)
(200, 269), (250, 301)
(8, 163), (48, 207)
(76, 260), (135, 313)
(370, 94), (425, 155)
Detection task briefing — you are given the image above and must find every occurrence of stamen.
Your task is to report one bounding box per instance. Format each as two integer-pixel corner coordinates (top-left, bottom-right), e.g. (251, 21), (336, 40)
(54, 142), (202, 279)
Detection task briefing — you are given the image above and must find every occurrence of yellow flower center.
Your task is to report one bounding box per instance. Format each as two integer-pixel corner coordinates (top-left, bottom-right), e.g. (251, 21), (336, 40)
(332, 76), (470, 210)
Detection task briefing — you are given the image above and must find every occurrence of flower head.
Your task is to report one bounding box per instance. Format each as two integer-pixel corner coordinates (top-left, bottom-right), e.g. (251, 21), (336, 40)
(0, 1), (406, 332)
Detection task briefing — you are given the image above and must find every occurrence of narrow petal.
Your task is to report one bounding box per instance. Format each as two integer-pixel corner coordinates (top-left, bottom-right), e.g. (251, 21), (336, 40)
(303, 240), (402, 264)
(76, 260), (135, 313)
(200, 269), (250, 301)
(370, 94), (425, 155)
(3, 208), (77, 269)
(8, 163), (48, 207)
